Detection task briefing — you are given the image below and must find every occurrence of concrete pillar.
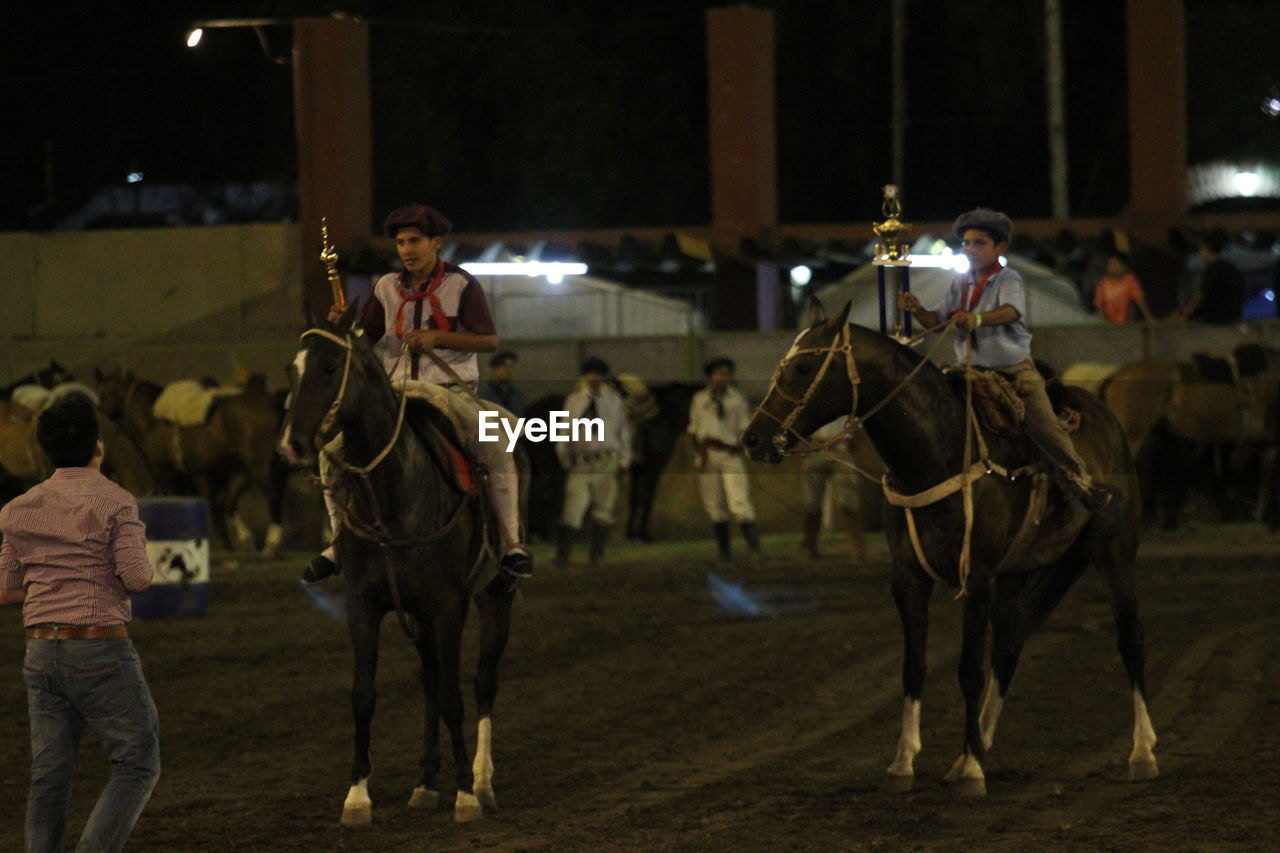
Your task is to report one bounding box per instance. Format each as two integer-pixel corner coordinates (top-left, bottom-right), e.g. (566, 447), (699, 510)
(293, 17), (373, 320)
(1126, 0), (1186, 248)
(706, 8), (777, 249)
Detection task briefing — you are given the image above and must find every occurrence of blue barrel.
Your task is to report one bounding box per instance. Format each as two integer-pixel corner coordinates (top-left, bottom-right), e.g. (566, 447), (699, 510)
(134, 498), (210, 619)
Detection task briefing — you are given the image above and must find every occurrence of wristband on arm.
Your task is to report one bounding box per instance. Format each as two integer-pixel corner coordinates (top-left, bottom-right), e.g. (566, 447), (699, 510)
(974, 312), (983, 328)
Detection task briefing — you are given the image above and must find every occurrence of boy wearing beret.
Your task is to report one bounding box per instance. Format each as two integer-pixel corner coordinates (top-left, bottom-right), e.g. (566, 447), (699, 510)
(898, 208), (1121, 518)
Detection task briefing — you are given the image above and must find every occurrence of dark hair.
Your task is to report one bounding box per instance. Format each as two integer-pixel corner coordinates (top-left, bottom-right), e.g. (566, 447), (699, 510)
(704, 357), (735, 377)
(36, 396), (100, 468)
(1202, 228), (1230, 255)
(580, 357), (610, 376)
(489, 350), (518, 368)
(1109, 251), (1131, 267)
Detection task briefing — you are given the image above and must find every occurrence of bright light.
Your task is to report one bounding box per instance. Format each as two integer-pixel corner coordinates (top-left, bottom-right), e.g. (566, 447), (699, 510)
(126, 172), (144, 184)
(1263, 97), (1280, 117)
(1234, 171), (1261, 197)
(906, 254), (969, 273)
(186, 28), (203, 47)
(461, 262), (587, 281)
(789, 265), (812, 286)
(1266, 289), (1276, 303)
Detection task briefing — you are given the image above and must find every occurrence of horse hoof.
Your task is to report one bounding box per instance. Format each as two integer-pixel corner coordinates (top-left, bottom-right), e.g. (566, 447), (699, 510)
(951, 777), (987, 797)
(882, 773), (914, 793)
(476, 784), (498, 812)
(340, 805), (372, 826)
(408, 787), (440, 809)
(1128, 757), (1159, 781)
(454, 791), (483, 823)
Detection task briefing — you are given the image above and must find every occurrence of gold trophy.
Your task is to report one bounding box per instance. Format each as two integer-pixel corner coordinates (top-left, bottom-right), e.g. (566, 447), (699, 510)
(320, 217), (346, 312)
(871, 185), (913, 337)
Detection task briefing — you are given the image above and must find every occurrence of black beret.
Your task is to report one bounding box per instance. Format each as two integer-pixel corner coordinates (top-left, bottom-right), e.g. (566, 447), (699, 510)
(383, 204), (453, 238)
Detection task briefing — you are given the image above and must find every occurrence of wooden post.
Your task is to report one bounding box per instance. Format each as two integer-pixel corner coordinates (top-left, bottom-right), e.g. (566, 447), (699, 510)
(1126, 0), (1187, 247)
(293, 17), (372, 319)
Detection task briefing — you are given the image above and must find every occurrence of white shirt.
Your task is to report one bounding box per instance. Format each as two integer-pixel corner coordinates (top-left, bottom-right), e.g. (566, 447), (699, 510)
(688, 385), (752, 446)
(556, 384), (632, 468)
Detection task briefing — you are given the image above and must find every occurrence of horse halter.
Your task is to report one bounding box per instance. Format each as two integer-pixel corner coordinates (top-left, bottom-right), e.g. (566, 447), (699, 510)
(298, 327), (355, 442)
(756, 322), (861, 455)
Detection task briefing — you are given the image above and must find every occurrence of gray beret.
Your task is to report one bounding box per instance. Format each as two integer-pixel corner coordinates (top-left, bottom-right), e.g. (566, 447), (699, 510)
(953, 208), (1013, 243)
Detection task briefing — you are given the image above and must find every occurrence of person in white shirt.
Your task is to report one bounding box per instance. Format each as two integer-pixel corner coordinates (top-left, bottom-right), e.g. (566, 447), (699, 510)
(688, 358), (760, 562)
(555, 358), (631, 569)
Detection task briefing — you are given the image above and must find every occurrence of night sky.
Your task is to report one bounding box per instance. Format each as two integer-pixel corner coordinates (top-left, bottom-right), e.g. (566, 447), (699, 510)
(5, 1), (1278, 234)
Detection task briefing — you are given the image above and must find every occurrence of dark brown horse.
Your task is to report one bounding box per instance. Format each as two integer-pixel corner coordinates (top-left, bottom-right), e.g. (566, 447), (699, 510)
(276, 306), (516, 825)
(741, 304), (1157, 794)
(95, 367), (286, 555)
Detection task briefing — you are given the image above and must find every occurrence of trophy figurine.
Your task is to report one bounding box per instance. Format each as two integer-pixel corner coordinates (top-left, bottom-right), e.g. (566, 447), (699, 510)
(320, 217), (346, 312)
(871, 185), (913, 338)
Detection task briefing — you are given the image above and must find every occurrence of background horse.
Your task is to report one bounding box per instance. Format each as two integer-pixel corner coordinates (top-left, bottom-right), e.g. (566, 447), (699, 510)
(1099, 346), (1280, 530)
(95, 367), (286, 555)
(741, 304), (1157, 795)
(0, 384), (154, 503)
(276, 307), (516, 826)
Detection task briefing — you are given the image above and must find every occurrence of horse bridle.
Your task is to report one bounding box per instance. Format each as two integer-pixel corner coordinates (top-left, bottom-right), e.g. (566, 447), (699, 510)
(296, 326), (482, 640)
(754, 322), (861, 455)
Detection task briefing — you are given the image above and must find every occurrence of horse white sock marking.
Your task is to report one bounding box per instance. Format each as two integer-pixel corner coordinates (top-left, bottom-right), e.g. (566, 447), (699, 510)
(278, 350), (309, 457)
(263, 522), (283, 553)
(229, 513), (254, 549)
(886, 697), (922, 777)
(979, 673), (1004, 751)
(473, 717), (494, 789)
(1130, 689), (1158, 772)
(343, 778), (371, 812)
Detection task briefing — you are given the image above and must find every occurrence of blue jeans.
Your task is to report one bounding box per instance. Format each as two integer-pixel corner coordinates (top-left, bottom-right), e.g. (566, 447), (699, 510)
(22, 639), (161, 853)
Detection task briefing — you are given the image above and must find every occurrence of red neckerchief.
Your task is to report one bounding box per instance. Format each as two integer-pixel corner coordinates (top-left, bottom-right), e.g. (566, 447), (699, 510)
(394, 260), (450, 339)
(960, 260), (1003, 312)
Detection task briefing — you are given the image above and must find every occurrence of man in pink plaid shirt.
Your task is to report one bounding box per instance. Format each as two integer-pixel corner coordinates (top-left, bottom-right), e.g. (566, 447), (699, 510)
(0, 395), (160, 853)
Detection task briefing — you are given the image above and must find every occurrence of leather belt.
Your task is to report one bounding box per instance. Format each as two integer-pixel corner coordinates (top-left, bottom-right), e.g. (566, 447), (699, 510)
(26, 625), (129, 640)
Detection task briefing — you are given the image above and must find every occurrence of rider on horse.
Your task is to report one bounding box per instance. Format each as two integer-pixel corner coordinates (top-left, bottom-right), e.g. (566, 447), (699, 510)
(303, 204), (533, 583)
(898, 208), (1122, 518)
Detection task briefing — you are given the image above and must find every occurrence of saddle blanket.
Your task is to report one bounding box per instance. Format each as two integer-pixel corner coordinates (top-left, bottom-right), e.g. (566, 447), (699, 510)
(153, 380), (240, 427)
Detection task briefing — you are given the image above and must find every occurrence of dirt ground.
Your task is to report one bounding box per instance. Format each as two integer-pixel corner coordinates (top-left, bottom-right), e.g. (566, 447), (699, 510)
(1, 523), (1278, 852)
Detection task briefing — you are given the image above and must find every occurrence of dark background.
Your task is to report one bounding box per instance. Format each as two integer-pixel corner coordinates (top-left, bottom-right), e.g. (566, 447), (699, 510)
(4, 1), (1278, 233)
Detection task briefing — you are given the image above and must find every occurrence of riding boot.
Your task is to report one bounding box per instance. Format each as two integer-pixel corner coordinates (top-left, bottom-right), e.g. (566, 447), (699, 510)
(302, 552), (338, 584)
(840, 508), (867, 563)
(500, 545), (534, 580)
(739, 521), (762, 563)
(712, 522), (732, 562)
(588, 522), (610, 570)
(800, 511), (823, 560)
(554, 524), (578, 570)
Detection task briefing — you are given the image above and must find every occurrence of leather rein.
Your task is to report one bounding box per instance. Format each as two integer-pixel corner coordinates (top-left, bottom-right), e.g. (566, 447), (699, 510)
(752, 320), (1042, 594)
(298, 327), (478, 639)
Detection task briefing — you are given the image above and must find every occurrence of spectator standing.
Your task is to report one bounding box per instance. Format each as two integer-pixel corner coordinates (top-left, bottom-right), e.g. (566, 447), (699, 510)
(1172, 229), (1246, 324)
(1094, 253), (1157, 324)
(688, 358), (761, 562)
(555, 358), (631, 569)
(0, 396), (161, 853)
(478, 350), (527, 418)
